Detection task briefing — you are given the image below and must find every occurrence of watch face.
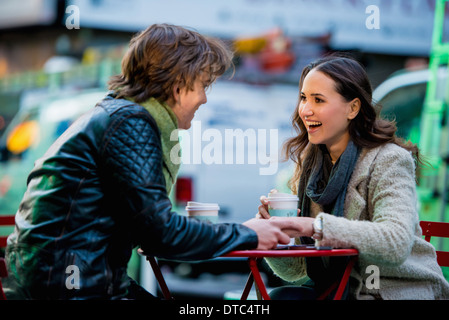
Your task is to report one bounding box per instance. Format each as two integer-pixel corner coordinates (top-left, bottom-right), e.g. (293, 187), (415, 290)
(314, 217), (323, 231)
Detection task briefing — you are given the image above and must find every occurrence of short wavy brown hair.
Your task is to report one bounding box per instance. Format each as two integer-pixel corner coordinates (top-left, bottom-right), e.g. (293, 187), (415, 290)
(108, 23), (233, 103)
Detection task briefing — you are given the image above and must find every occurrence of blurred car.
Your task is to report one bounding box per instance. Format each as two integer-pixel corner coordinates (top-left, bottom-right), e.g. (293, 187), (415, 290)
(0, 89), (106, 235)
(374, 68), (431, 145)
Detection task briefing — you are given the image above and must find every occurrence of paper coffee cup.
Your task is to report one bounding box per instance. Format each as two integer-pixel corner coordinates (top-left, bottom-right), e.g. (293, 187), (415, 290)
(185, 201), (219, 223)
(267, 192), (299, 217)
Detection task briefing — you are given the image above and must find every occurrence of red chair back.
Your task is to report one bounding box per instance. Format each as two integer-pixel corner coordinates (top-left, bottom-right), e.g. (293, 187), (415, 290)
(0, 215), (15, 249)
(420, 220), (449, 267)
(0, 258), (7, 300)
(0, 215), (15, 300)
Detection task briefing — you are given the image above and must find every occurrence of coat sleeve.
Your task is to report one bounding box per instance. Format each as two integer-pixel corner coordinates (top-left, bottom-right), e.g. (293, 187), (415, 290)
(100, 110), (258, 260)
(320, 145), (418, 266)
(264, 237), (308, 282)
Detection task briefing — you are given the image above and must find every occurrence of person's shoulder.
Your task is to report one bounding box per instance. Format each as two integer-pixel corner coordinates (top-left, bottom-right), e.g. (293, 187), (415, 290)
(364, 142), (415, 169)
(97, 94), (148, 117)
(376, 142), (413, 159)
(97, 94), (159, 132)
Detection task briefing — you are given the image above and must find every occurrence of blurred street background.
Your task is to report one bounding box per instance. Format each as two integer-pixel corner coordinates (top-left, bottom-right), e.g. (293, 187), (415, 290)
(1, 0), (448, 299)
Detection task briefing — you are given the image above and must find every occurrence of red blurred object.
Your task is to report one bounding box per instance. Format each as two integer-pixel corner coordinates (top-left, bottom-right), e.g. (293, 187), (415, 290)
(0, 215), (15, 248)
(260, 51), (295, 73)
(0, 214), (15, 300)
(259, 28), (295, 73)
(175, 176), (193, 204)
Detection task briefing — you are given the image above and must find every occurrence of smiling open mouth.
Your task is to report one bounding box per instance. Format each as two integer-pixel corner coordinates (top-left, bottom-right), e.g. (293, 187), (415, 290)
(306, 121), (322, 128)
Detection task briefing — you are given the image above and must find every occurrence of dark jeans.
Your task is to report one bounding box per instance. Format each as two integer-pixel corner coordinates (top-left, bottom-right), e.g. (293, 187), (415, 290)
(125, 278), (161, 300)
(269, 279), (348, 300)
(269, 280), (317, 300)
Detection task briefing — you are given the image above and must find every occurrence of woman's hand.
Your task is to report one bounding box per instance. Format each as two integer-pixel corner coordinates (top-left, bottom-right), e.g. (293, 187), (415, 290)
(243, 216), (314, 249)
(256, 189), (300, 219)
(269, 216), (315, 238)
(256, 189), (278, 219)
(257, 194), (271, 219)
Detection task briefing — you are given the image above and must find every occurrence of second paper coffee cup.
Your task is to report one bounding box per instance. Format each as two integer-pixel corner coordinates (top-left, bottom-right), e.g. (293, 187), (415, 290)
(185, 201), (219, 223)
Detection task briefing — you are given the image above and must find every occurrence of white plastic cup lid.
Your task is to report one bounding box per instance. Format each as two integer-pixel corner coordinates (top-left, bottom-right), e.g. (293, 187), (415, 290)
(186, 201), (220, 211)
(267, 192), (299, 201)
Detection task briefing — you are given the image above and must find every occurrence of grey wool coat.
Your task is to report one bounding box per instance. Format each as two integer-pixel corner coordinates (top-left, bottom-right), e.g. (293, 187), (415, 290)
(266, 143), (449, 300)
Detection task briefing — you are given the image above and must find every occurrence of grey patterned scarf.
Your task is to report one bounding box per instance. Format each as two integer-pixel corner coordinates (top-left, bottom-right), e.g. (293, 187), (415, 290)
(298, 140), (361, 294)
(298, 140), (361, 219)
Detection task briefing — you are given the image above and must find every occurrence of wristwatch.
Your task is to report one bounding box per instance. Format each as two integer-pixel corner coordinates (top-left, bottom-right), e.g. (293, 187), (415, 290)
(312, 215), (323, 244)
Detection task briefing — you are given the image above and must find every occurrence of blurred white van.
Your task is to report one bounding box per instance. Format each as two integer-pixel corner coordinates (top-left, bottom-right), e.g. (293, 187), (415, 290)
(172, 81), (299, 223)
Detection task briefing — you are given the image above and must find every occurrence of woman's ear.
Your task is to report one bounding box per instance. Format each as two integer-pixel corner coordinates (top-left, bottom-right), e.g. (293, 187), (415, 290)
(348, 98), (361, 120)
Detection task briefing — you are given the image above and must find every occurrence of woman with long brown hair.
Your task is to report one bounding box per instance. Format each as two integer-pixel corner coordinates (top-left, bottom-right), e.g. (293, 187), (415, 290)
(258, 54), (449, 300)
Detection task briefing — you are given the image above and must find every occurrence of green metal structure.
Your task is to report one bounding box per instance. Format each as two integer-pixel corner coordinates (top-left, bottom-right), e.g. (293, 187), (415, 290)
(419, 0), (449, 224)
(418, 0), (449, 279)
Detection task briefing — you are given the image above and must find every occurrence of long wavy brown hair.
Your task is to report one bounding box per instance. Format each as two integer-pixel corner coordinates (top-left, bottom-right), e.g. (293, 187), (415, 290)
(284, 54), (423, 194)
(108, 23), (233, 104)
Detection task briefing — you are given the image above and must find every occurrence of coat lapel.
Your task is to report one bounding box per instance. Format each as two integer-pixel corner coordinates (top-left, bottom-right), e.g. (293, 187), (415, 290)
(344, 146), (382, 220)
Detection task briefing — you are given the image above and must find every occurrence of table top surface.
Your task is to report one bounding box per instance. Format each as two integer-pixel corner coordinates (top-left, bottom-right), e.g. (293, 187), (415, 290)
(138, 246), (358, 259)
(223, 246), (358, 258)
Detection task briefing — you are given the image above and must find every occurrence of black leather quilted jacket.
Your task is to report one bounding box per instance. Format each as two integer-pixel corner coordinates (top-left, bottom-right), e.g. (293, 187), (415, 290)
(4, 94), (258, 299)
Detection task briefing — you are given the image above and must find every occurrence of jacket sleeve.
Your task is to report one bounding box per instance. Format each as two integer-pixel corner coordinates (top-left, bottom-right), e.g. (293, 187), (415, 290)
(320, 145), (418, 266)
(100, 109), (258, 260)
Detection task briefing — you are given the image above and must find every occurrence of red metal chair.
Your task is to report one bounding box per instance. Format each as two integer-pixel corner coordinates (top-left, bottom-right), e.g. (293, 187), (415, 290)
(0, 215), (15, 249)
(0, 258), (7, 300)
(144, 255), (173, 300)
(0, 215), (15, 300)
(137, 249), (173, 300)
(420, 220), (449, 267)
